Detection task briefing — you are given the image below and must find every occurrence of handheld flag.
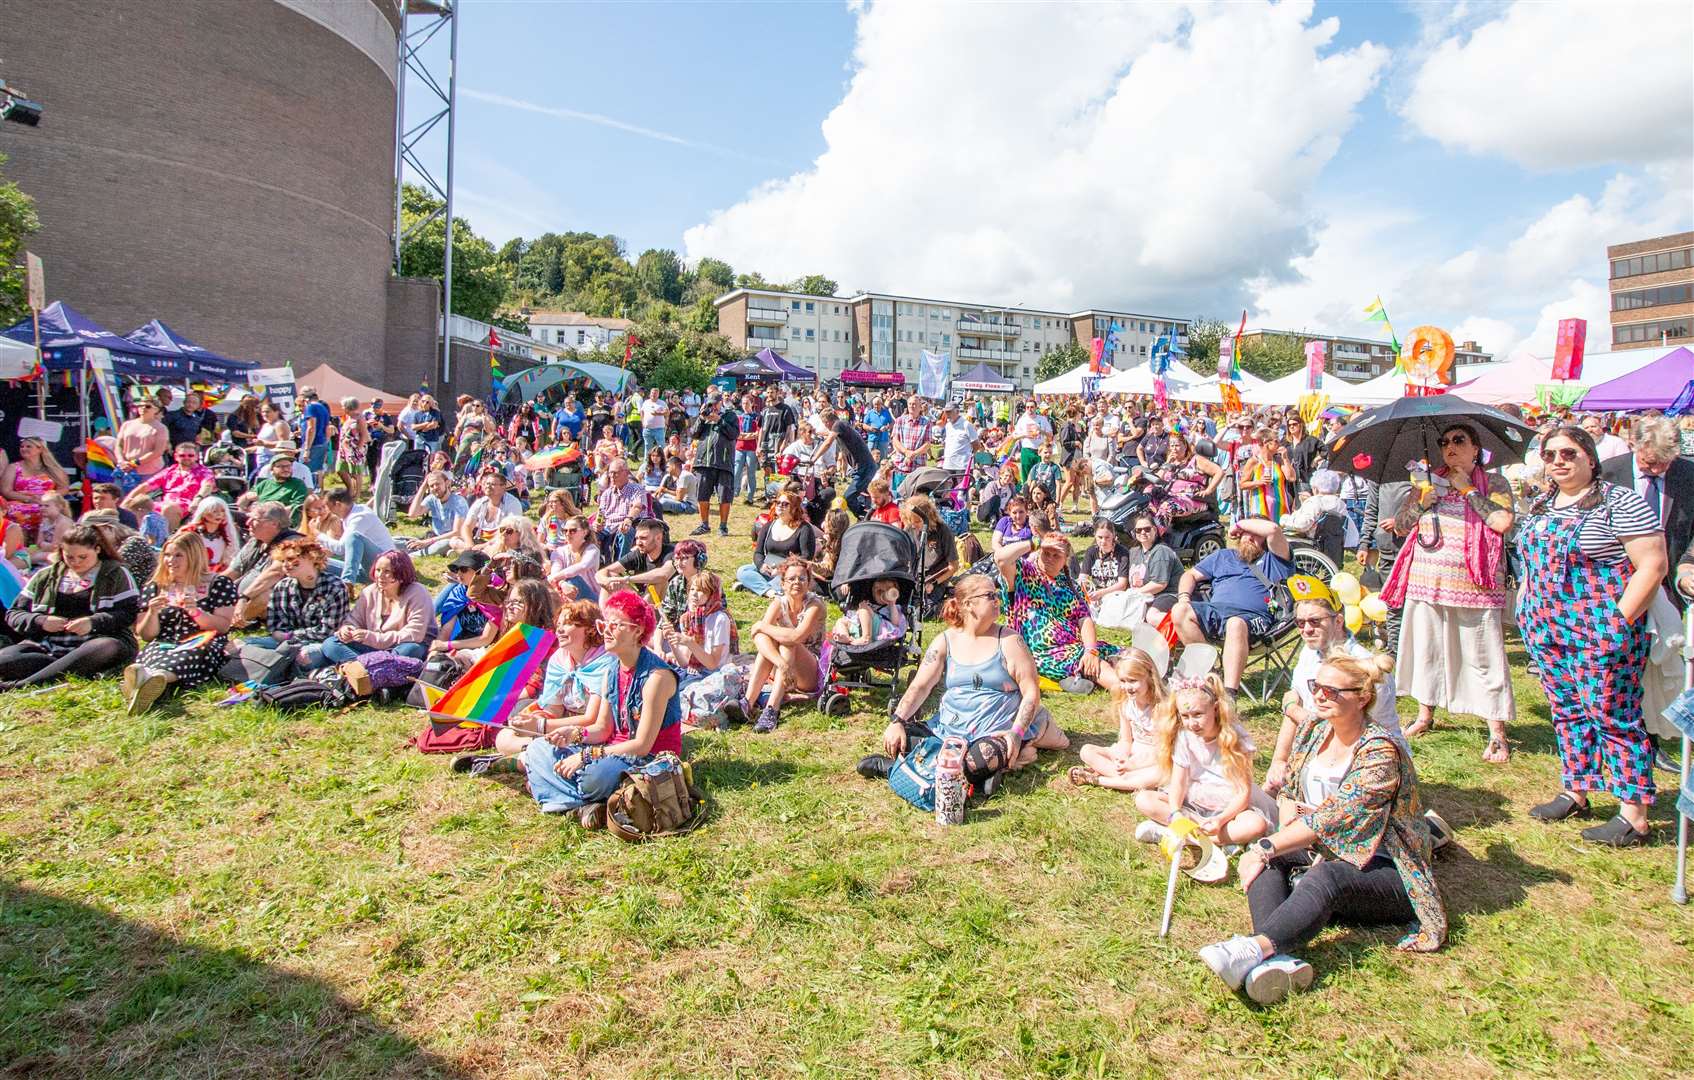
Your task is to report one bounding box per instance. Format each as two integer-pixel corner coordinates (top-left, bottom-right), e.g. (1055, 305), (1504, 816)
(0, 558), (25, 609)
(1364, 296), (1403, 362)
(426, 623), (555, 728)
(83, 439), (116, 484)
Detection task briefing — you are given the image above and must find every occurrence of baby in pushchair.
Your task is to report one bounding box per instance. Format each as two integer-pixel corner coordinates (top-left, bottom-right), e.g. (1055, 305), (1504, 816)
(831, 577), (910, 646)
(816, 525), (924, 717)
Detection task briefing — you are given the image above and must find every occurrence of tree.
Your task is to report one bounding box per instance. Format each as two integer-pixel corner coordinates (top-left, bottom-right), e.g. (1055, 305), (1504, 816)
(1238, 332), (1308, 380)
(635, 248), (685, 305)
(734, 271), (773, 290)
(1036, 341), (1089, 384)
(0, 152), (40, 327)
(397, 183), (507, 322)
(1184, 317), (1229, 375)
(787, 274), (838, 296)
(694, 257), (734, 293)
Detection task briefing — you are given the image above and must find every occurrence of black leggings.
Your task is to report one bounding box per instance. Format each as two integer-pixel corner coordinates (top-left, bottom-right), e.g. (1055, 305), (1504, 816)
(0, 638), (136, 687)
(900, 719), (1009, 786)
(1247, 851), (1414, 952)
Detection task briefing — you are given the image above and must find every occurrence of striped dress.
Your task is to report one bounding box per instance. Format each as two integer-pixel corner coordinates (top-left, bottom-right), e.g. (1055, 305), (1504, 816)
(1240, 459), (1292, 522)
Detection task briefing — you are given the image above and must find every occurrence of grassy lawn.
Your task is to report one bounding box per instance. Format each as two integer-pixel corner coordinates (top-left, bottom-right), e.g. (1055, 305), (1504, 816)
(2, 501), (1691, 1078)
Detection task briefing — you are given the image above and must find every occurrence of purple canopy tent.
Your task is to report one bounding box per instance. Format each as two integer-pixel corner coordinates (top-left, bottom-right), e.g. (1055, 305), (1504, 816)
(124, 319), (256, 382)
(1579, 345), (1694, 412)
(3, 301), (181, 376)
(954, 361), (1015, 393)
(752, 347), (817, 382)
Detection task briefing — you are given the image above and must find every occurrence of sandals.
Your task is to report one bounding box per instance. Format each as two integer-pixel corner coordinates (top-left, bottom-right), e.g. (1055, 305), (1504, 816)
(1068, 765), (1100, 787)
(1482, 737), (1511, 764)
(1580, 815), (1649, 848)
(1528, 792), (1591, 822)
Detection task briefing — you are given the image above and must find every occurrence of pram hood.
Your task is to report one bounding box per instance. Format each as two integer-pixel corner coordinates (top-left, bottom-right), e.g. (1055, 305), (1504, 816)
(830, 522), (919, 607)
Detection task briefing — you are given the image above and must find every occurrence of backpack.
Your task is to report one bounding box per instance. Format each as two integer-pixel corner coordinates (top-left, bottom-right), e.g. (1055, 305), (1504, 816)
(887, 735), (944, 811)
(605, 762), (706, 841)
(257, 677), (353, 710)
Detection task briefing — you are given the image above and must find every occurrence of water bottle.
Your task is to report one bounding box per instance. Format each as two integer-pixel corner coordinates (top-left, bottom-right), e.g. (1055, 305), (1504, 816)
(934, 736), (967, 826)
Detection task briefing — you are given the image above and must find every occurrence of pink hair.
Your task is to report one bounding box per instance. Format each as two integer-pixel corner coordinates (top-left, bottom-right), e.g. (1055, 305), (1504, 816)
(602, 588), (656, 640)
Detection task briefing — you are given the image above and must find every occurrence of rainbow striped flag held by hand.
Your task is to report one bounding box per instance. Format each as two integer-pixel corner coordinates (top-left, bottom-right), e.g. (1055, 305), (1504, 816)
(84, 440), (117, 484)
(425, 623), (555, 728)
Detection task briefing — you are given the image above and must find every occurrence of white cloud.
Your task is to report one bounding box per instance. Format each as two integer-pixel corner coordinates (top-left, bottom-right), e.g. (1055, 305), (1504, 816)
(1250, 159), (1693, 357)
(1399, 0), (1694, 169)
(684, 1), (1386, 313)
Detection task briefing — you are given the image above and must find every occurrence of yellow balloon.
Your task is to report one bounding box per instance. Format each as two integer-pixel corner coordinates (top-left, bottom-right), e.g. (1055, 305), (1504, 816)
(1331, 572), (1363, 606)
(831, 496), (849, 511)
(1344, 604), (1364, 633)
(1360, 594), (1389, 622)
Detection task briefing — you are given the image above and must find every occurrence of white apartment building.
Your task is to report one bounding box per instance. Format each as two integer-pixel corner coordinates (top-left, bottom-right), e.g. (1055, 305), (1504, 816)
(715, 288), (1189, 391)
(523, 311), (635, 352)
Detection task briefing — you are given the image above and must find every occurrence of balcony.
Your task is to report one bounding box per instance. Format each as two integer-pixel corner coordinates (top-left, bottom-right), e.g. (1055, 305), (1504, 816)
(745, 336), (785, 351)
(956, 318), (1020, 337)
(957, 347), (1016, 361)
(746, 306), (788, 325)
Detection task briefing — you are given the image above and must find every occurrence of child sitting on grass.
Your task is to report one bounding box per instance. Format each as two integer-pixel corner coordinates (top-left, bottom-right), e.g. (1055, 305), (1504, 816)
(1134, 672), (1277, 853)
(1070, 647), (1168, 791)
(30, 493), (74, 565)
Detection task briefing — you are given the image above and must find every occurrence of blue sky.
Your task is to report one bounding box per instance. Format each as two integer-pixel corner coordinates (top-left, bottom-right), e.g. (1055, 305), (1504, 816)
(411, 1), (1693, 356)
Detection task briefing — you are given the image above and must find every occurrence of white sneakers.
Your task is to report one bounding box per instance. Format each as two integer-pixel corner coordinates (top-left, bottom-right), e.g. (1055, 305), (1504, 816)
(1134, 820), (1168, 844)
(1198, 936), (1313, 1004)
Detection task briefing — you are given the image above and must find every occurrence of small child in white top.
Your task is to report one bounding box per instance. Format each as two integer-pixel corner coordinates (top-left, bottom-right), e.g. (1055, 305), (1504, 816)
(831, 578), (908, 645)
(1134, 673), (1277, 847)
(1072, 647), (1168, 792)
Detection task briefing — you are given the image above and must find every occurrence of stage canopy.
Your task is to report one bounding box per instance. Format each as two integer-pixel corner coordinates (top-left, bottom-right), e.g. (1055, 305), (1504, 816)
(503, 359), (635, 402)
(954, 361), (1015, 392)
(1580, 345), (1694, 411)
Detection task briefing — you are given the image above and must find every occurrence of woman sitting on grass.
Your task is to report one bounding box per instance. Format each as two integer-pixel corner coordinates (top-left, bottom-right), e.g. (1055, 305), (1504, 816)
(1199, 650), (1446, 1006)
(468, 590), (681, 829)
(546, 514), (601, 601)
(995, 530), (1121, 695)
(737, 556), (825, 734)
(856, 573), (1065, 798)
(0, 524), (141, 691)
(296, 549), (434, 669)
(127, 532), (239, 715)
(429, 577), (555, 672)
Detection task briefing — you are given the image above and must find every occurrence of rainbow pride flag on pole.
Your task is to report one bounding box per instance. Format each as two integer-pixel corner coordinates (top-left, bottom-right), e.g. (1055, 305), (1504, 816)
(424, 623), (555, 728)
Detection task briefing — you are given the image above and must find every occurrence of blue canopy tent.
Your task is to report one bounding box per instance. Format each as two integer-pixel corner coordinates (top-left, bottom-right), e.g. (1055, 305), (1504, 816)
(500, 359), (636, 403)
(123, 319), (257, 382)
(3, 301), (183, 375)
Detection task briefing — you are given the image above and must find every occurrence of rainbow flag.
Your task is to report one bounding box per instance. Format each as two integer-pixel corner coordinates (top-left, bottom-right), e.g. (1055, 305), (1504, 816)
(83, 439), (117, 484)
(425, 623), (555, 728)
(0, 558), (25, 608)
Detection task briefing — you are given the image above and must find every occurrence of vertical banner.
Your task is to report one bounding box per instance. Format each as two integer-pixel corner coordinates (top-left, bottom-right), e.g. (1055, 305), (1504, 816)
(1089, 336), (1105, 373)
(1304, 340), (1327, 391)
(1153, 376), (1168, 410)
(1103, 321), (1122, 370)
(1553, 318), (1587, 381)
(1217, 333), (1235, 382)
(918, 349), (951, 399)
(253, 367), (297, 416)
(85, 348), (123, 431)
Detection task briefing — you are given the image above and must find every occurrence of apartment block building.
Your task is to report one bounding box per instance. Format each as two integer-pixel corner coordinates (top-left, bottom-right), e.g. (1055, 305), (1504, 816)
(1236, 329), (1492, 382)
(715, 288), (1188, 391)
(1607, 231), (1694, 351)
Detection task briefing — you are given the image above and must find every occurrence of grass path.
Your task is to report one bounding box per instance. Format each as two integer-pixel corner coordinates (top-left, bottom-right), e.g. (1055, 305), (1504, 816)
(2, 503), (1691, 1078)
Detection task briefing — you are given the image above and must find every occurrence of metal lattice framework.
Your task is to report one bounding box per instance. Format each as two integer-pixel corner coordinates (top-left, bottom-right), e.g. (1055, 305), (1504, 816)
(393, 0), (458, 383)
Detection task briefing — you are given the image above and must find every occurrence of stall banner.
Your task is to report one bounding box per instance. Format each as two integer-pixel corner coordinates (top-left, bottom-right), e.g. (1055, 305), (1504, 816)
(253, 367), (297, 416)
(918, 349), (951, 400)
(1217, 333), (1235, 382)
(1304, 340), (1327, 391)
(1553, 318), (1587, 381)
(86, 348), (124, 430)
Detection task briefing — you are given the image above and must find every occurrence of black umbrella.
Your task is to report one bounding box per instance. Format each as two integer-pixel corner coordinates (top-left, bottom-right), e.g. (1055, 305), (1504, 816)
(1324, 394), (1537, 485)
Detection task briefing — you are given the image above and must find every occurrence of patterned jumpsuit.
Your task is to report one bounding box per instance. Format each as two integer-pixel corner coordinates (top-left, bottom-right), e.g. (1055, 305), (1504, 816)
(1514, 508), (1654, 805)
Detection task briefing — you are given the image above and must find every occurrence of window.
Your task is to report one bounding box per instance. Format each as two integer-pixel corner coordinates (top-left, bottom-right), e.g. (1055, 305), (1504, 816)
(1612, 248), (1693, 278)
(791, 300), (801, 310)
(942, 334), (951, 346)
(576, 330), (587, 345)
(791, 328), (802, 339)
(1613, 283), (1693, 310)
(805, 329), (814, 340)
(1613, 316), (1693, 345)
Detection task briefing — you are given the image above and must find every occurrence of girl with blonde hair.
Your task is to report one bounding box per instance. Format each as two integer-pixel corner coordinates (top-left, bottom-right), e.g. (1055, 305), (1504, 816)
(127, 532), (239, 715)
(1133, 671), (1276, 852)
(1071, 646), (1169, 791)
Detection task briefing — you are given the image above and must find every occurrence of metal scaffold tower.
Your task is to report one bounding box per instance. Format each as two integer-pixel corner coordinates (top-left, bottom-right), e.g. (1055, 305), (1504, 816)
(393, 0), (459, 384)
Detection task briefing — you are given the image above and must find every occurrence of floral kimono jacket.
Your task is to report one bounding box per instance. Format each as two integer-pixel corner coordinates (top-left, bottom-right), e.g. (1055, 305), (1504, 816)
(1286, 716), (1448, 952)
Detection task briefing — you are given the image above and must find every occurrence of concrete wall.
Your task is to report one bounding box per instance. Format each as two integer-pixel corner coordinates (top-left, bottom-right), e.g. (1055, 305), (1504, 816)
(383, 276), (440, 399)
(0, 0), (403, 387)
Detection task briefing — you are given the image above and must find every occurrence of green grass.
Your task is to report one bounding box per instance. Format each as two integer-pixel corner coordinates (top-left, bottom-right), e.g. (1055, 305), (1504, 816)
(2, 503), (1691, 1078)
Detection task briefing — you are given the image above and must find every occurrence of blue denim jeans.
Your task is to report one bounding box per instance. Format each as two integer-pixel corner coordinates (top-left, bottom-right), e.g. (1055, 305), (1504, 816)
(523, 740), (645, 812)
(736, 563), (778, 596)
(339, 533), (381, 585)
(733, 449), (759, 501)
(643, 427), (665, 458)
(299, 637), (426, 669)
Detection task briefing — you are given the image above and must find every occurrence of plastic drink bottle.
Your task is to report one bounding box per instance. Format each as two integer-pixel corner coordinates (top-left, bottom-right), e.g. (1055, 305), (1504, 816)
(934, 736), (967, 825)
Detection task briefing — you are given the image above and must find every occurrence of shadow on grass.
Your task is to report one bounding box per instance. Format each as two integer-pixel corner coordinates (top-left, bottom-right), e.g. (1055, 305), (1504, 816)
(1420, 780), (1512, 830)
(0, 882), (467, 1079)
(691, 757), (798, 791)
(1437, 840), (1570, 926)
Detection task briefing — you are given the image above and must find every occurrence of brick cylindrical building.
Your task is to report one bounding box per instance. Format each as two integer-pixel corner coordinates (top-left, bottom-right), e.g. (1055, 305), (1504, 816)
(0, 0), (419, 388)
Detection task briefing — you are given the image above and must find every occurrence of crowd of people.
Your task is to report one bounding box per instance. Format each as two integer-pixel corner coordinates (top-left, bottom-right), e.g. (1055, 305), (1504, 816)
(3, 376), (1690, 1006)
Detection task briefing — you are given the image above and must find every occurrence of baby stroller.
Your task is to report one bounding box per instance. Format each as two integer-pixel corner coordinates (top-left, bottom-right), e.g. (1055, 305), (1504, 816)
(389, 446), (429, 513)
(817, 522), (923, 719)
(903, 465), (972, 538)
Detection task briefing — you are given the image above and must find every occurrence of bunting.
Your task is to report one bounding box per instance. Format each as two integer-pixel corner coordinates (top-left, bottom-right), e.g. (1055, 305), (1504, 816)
(485, 328), (504, 401)
(1363, 296), (1403, 365)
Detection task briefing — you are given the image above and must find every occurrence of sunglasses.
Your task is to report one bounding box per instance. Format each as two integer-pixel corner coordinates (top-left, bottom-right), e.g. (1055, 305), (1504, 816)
(596, 619), (640, 636)
(1540, 447), (1582, 464)
(1437, 434), (1470, 448)
(1294, 615), (1337, 628)
(1133, 526), (1156, 535)
(1307, 679), (1363, 703)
